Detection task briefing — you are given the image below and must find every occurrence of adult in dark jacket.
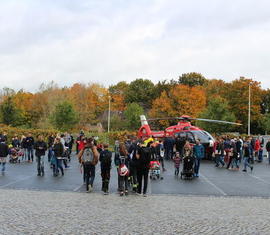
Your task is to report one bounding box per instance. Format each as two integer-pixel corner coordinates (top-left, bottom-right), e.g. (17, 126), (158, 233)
(242, 142), (253, 172)
(52, 137), (64, 176)
(163, 135), (175, 160)
(193, 139), (205, 177)
(25, 133), (35, 162)
(136, 143), (151, 196)
(266, 139), (270, 164)
(99, 144), (112, 195)
(128, 138), (139, 192)
(47, 134), (55, 163)
(12, 136), (21, 148)
(34, 135), (47, 176)
(0, 139), (9, 173)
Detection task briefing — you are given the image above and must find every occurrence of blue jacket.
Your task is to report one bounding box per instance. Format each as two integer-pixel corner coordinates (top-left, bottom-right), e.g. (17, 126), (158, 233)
(193, 144), (205, 159)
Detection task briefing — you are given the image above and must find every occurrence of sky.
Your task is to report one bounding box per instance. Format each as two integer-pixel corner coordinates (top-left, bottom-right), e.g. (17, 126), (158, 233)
(0, 0), (270, 91)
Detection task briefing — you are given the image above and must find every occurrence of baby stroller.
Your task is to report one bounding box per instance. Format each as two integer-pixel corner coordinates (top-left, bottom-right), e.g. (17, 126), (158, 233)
(180, 156), (194, 179)
(149, 160), (163, 180)
(9, 147), (21, 163)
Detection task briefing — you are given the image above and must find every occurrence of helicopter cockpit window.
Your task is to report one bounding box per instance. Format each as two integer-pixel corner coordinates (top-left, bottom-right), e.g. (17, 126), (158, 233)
(191, 131), (210, 143)
(175, 132), (186, 139)
(186, 132), (195, 143)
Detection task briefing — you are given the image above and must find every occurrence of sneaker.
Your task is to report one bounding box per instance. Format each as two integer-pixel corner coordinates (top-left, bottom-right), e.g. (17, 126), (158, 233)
(242, 169), (247, 172)
(125, 190), (128, 196)
(88, 185), (92, 193)
(37, 173), (41, 176)
(136, 192), (142, 196)
(143, 194), (147, 197)
(104, 191), (109, 195)
(120, 192), (124, 196)
(251, 166), (253, 172)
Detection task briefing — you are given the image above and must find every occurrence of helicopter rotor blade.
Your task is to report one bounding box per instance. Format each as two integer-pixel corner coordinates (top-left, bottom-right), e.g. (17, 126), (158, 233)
(147, 117), (180, 121)
(193, 118), (242, 126)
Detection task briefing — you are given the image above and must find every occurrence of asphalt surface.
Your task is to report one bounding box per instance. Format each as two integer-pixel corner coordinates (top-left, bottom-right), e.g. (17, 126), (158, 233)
(1, 153), (270, 197)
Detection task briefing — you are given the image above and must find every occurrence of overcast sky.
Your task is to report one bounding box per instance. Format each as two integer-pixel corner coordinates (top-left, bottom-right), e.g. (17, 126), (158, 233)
(0, 0), (270, 91)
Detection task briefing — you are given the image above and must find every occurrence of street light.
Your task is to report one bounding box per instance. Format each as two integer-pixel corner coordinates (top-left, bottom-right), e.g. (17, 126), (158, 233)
(108, 96), (111, 133)
(248, 82), (251, 136)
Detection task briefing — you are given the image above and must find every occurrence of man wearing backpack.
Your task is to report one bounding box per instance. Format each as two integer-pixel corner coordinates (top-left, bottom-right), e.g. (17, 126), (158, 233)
(34, 135), (48, 176)
(99, 144), (112, 195)
(78, 138), (99, 192)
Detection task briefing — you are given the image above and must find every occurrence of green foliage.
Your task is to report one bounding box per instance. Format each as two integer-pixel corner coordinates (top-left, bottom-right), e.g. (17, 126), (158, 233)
(110, 114), (127, 131)
(179, 72), (207, 87)
(197, 97), (237, 133)
(124, 103), (144, 130)
(109, 81), (129, 95)
(50, 101), (78, 131)
(124, 79), (155, 108)
(0, 97), (24, 126)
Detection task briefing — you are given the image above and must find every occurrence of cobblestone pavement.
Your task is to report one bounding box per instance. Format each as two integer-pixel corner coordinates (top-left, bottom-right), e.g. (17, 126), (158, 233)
(0, 189), (270, 235)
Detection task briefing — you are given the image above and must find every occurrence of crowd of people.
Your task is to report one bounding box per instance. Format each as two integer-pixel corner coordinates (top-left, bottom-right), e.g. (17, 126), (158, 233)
(0, 130), (270, 197)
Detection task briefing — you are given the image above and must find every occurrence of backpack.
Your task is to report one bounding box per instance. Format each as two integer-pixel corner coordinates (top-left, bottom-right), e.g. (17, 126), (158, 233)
(118, 156), (129, 176)
(82, 148), (94, 164)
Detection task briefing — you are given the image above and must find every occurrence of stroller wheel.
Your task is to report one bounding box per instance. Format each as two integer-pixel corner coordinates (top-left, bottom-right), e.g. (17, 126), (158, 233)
(160, 176), (164, 180)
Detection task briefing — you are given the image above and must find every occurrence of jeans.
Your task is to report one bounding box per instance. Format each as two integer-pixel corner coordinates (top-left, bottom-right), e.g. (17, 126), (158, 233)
(194, 158), (201, 175)
(48, 147), (53, 162)
(215, 154), (225, 166)
(165, 148), (173, 160)
(84, 163), (95, 191)
(244, 157), (252, 170)
(55, 159), (64, 175)
(27, 147), (33, 161)
(231, 158), (239, 168)
(36, 155), (45, 174)
(137, 168), (149, 194)
(101, 168), (110, 192)
(175, 167), (179, 175)
(258, 150), (263, 162)
(119, 175), (129, 192)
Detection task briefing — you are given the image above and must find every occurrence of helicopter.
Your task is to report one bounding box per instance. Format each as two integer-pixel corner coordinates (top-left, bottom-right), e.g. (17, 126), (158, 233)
(138, 115), (242, 145)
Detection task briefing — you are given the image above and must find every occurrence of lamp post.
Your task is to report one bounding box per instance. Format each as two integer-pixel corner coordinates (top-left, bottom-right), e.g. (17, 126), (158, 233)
(108, 96), (111, 133)
(248, 82), (251, 136)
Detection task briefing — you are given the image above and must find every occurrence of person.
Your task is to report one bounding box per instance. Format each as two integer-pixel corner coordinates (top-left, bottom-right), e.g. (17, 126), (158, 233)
(236, 137), (243, 163)
(52, 137), (64, 176)
(242, 142), (253, 172)
(163, 134), (175, 160)
(99, 144), (112, 195)
(173, 152), (181, 176)
(193, 139), (204, 177)
(12, 136), (20, 148)
(25, 133), (35, 162)
(78, 138), (99, 193)
(128, 138), (139, 192)
(114, 140), (121, 192)
(115, 143), (130, 196)
(136, 141), (152, 196)
(34, 135), (47, 176)
(21, 135), (27, 161)
(155, 139), (166, 171)
(224, 137), (231, 164)
(215, 138), (225, 167)
(227, 140), (239, 170)
(0, 138), (9, 173)
(47, 134), (55, 163)
(175, 136), (186, 156)
(254, 137), (261, 162)
(266, 139), (270, 164)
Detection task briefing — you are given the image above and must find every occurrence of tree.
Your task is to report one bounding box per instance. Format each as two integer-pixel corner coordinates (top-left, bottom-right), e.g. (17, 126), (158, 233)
(0, 96), (24, 126)
(50, 101), (78, 131)
(224, 77), (264, 133)
(109, 81), (129, 111)
(179, 73), (207, 87)
(197, 96), (237, 133)
(124, 103), (144, 130)
(124, 79), (155, 109)
(149, 85), (206, 128)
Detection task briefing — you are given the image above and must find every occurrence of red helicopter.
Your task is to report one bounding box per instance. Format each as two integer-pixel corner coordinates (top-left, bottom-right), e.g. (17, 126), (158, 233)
(138, 115), (242, 144)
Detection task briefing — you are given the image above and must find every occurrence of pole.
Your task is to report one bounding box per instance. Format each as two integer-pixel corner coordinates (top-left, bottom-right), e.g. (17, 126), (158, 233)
(248, 83), (251, 136)
(108, 96), (111, 133)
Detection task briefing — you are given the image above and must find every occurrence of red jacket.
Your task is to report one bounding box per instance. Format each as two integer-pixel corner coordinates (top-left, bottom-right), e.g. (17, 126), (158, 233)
(254, 139), (260, 152)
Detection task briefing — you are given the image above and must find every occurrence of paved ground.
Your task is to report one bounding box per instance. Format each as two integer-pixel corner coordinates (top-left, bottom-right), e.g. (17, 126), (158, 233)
(1, 153), (270, 197)
(0, 189), (270, 234)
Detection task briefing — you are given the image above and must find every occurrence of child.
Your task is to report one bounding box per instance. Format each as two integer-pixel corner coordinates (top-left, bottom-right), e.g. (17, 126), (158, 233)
(99, 144), (112, 195)
(173, 152), (181, 176)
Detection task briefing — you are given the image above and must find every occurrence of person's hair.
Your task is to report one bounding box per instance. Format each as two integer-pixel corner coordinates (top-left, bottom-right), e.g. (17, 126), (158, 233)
(103, 143), (109, 149)
(119, 143), (128, 156)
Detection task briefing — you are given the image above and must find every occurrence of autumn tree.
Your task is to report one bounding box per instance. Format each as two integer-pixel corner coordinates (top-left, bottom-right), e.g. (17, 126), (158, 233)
(109, 81), (129, 111)
(224, 77), (264, 133)
(149, 85), (206, 128)
(197, 96), (237, 133)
